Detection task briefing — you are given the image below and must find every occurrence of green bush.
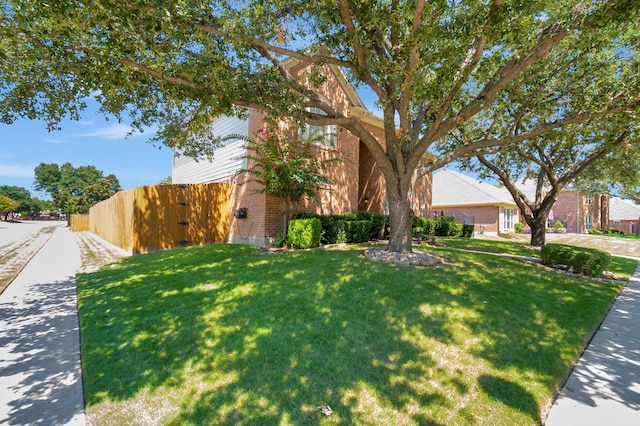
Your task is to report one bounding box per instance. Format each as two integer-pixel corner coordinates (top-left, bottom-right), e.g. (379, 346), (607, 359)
(356, 211), (386, 240)
(461, 224), (474, 238)
(413, 216), (428, 230)
(295, 212), (338, 244)
(333, 219), (371, 243)
(296, 212), (384, 243)
(287, 218), (322, 249)
(436, 218), (463, 237)
(350, 220), (372, 243)
(274, 233), (287, 247)
(541, 243), (611, 277)
(588, 228), (624, 235)
(424, 219), (438, 235)
(514, 222), (525, 234)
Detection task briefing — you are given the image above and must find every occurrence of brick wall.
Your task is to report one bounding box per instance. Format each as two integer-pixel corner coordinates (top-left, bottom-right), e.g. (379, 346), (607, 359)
(428, 205), (502, 233)
(553, 191), (609, 233)
(229, 63), (436, 245)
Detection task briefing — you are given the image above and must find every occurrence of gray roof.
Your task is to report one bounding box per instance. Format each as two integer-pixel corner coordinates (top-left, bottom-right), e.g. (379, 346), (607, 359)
(610, 197), (640, 221)
(432, 169), (517, 208)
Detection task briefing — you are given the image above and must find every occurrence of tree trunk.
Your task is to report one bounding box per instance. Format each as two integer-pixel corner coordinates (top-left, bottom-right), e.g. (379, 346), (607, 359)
(386, 186), (414, 253)
(529, 217), (547, 247)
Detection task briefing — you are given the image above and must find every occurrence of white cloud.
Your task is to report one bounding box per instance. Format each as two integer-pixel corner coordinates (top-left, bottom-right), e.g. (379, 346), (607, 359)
(0, 164), (34, 178)
(75, 123), (157, 140)
(45, 138), (64, 144)
(76, 123), (141, 140)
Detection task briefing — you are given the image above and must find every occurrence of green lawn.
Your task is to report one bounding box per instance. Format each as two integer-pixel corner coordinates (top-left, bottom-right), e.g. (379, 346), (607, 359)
(77, 242), (632, 425)
(436, 236), (541, 257)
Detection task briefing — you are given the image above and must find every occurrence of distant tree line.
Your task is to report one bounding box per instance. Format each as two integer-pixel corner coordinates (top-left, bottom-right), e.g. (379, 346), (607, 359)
(33, 162), (121, 215)
(0, 162), (122, 221)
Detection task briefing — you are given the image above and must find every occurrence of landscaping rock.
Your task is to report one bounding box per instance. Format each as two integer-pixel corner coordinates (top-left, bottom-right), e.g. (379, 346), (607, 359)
(364, 248), (442, 266)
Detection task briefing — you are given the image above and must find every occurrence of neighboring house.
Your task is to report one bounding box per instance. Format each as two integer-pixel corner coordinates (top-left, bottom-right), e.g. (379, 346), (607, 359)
(609, 196), (640, 234)
(430, 169), (520, 235)
(551, 188), (609, 233)
(516, 179), (609, 233)
(173, 61), (432, 246)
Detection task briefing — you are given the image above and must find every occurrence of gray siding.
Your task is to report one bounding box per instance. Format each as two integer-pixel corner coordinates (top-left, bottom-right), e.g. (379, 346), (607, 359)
(172, 115), (249, 184)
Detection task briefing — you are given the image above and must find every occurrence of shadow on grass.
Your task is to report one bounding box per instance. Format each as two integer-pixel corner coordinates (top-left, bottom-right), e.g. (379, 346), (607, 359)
(77, 244), (622, 424)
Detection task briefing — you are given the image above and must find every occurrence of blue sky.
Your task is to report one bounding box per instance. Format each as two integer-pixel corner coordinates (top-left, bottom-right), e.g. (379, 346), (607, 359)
(0, 101), (174, 199)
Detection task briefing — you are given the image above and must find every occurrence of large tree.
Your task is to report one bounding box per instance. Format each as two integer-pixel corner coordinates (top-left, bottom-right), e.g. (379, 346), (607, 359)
(463, 116), (638, 246)
(1, 1), (638, 253)
(33, 162), (121, 212)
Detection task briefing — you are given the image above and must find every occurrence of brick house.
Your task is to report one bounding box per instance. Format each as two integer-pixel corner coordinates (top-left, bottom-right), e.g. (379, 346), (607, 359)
(609, 196), (640, 234)
(516, 179), (609, 233)
(548, 188), (609, 233)
(430, 169), (520, 235)
(172, 62), (432, 246)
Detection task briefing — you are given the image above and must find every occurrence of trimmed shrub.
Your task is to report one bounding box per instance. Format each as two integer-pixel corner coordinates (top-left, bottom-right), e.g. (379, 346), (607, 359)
(333, 219), (371, 243)
(424, 219), (438, 235)
(552, 220), (566, 233)
(287, 218), (321, 249)
(514, 222), (525, 234)
(356, 211), (386, 240)
(461, 224), (474, 238)
(412, 216), (428, 230)
(541, 243), (611, 277)
(295, 212), (384, 243)
(436, 217), (463, 237)
(349, 220), (372, 243)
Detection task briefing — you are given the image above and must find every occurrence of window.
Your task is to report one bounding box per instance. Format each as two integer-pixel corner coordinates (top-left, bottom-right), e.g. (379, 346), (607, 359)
(503, 208), (515, 230)
(585, 214), (593, 230)
(299, 107), (337, 147)
(585, 194), (592, 205)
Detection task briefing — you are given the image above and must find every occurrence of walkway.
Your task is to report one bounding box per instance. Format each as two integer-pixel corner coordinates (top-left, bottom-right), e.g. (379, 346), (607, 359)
(0, 225), (85, 425)
(545, 264), (640, 425)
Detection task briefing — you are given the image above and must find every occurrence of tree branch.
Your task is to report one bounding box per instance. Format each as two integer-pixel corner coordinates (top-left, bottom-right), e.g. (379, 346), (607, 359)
(427, 100), (639, 172)
(119, 59), (198, 89)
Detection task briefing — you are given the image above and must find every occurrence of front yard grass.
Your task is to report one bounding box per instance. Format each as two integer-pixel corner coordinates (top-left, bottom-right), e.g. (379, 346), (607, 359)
(77, 242), (630, 425)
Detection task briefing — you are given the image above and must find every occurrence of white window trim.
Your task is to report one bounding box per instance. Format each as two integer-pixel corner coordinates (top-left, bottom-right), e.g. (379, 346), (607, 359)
(585, 214), (593, 230)
(299, 107), (338, 147)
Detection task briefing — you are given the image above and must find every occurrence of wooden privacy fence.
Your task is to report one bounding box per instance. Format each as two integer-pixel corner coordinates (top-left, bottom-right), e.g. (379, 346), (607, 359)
(70, 214), (90, 232)
(89, 183), (231, 254)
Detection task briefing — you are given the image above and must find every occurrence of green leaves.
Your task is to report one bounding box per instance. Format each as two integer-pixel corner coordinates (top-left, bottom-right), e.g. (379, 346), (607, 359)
(33, 162), (121, 212)
(1, 0), (638, 251)
(237, 123), (343, 227)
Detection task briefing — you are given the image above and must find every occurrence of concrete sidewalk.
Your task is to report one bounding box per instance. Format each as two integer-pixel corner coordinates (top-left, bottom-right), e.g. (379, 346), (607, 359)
(0, 225), (85, 425)
(545, 264), (640, 425)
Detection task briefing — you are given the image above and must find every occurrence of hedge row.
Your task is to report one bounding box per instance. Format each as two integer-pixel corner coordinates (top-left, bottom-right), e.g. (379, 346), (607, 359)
(588, 228), (625, 235)
(290, 212), (474, 245)
(294, 211), (386, 244)
(413, 215), (473, 238)
(540, 243), (611, 277)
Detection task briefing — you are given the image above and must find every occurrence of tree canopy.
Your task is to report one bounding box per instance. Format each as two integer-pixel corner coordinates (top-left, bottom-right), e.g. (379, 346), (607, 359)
(1, 0), (638, 251)
(33, 162), (121, 213)
(462, 114), (638, 245)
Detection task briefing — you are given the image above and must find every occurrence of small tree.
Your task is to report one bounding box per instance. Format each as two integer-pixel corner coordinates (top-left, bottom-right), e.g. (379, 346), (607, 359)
(0, 195), (19, 221)
(238, 126), (343, 233)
